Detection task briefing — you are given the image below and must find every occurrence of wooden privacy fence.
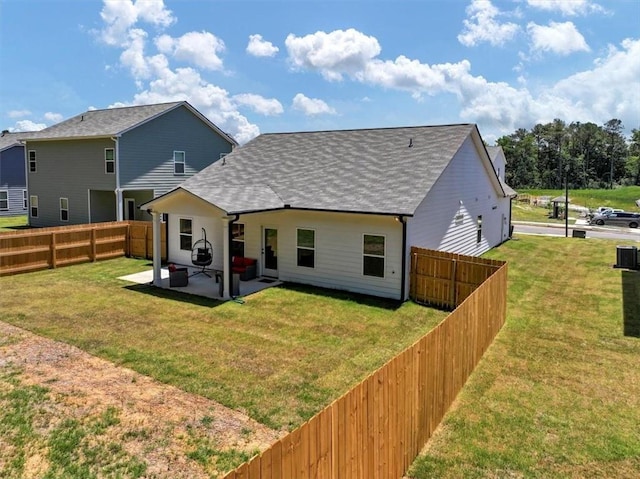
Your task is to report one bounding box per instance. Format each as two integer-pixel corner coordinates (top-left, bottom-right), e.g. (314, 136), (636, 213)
(0, 220), (166, 276)
(410, 246), (504, 309)
(223, 251), (508, 479)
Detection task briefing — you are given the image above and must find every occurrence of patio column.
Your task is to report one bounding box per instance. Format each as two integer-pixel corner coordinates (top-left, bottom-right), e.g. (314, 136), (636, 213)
(151, 211), (162, 286)
(221, 216), (232, 299)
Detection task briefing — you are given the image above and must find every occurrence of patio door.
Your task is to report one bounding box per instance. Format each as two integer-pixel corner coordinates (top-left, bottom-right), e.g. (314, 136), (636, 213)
(262, 227), (278, 277)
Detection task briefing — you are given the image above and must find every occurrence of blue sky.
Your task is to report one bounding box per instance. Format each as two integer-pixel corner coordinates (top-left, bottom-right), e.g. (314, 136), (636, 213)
(1, 0), (639, 144)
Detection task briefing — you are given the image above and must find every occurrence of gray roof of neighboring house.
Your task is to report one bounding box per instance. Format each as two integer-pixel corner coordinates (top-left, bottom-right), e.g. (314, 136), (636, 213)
(0, 131), (40, 152)
(21, 101), (237, 145)
(486, 145), (517, 197)
(163, 123), (498, 216)
(486, 145), (506, 163)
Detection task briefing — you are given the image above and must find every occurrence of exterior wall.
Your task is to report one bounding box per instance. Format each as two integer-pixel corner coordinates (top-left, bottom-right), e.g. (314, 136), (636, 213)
(0, 145), (28, 216)
(26, 139), (116, 227)
(167, 209), (404, 300)
(407, 135), (510, 259)
(119, 105), (234, 196)
(89, 190), (117, 223)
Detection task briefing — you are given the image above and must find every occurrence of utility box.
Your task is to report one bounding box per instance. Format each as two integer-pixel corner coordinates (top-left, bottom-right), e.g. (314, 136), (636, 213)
(615, 245), (638, 269)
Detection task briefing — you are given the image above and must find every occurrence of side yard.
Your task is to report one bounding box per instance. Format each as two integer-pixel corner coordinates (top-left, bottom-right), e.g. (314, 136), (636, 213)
(409, 235), (640, 477)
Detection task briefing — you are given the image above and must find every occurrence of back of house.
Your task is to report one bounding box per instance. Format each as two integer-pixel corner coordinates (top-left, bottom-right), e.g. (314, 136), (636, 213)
(0, 131), (40, 217)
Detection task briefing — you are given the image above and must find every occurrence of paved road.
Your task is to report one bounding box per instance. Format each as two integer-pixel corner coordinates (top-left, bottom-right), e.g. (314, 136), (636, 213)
(513, 222), (640, 242)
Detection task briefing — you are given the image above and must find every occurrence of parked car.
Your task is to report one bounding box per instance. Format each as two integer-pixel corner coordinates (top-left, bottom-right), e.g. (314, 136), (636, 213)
(590, 211), (640, 228)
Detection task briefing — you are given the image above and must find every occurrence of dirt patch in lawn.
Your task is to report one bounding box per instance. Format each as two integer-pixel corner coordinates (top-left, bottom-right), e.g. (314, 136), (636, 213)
(0, 321), (282, 478)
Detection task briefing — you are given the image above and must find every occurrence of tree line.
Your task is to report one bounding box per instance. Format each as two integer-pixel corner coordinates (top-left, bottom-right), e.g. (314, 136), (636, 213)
(497, 119), (640, 189)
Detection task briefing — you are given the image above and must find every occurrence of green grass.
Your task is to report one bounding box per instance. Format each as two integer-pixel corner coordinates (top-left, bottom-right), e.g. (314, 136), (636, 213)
(0, 257), (447, 430)
(520, 185), (640, 212)
(0, 367), (146, 479)
(409, 235), (640, 478)
(0, 215), (28, 231)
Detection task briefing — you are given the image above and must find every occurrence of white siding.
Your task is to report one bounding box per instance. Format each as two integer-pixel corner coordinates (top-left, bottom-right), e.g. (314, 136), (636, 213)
(167, 208), (404, 300)
(407, 135), (510, 257)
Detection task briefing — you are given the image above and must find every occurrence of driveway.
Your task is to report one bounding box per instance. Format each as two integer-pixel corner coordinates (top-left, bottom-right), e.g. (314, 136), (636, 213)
(0, 321), (281, 478)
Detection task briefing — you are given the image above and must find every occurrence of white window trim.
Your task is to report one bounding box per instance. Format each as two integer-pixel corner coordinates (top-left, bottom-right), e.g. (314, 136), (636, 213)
(179, 217), (193, 251)
(296, 228), (316, 268)
(174, 151), (186, 175)
(362, 233), (386, 278)
(60, 197), (69, 222)
(477, 215), (483, 244)
(30, 195), (38, 218)
(22, 190), (28, 209)
(28, 150), (36, 173)
(0, 190), (8, 211)
(105, 148), (115, 174)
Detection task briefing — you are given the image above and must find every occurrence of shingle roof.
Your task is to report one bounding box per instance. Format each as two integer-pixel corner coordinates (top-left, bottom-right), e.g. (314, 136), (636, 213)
(486, 145), (517, 197)
(0, 131), (40, 152)
(177, 124), (480, 216)
(21, 102), (237, 145)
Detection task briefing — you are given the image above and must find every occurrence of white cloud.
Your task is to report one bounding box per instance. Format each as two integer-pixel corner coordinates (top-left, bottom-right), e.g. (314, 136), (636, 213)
(11, 120), (46, 132)
(527, 0), (605, 16)
(155, 31), (225, 71)
(233, 94), (284, 116)
(285, 29), (381, 81)
(527, 21), (590, 55)
(246, 34), (279, 57)
(457, 0), (520, 47)
(292, 93), (336, 115)
(8, 110), (31, 118)
(99, 0), (174, 47)
(97, 0), (259, 143)
(43, 112), (63, 123)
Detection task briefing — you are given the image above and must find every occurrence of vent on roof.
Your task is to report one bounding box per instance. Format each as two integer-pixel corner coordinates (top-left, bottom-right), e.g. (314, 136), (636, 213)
(1, 129), (8, 137)
(408, 138), (413, 147)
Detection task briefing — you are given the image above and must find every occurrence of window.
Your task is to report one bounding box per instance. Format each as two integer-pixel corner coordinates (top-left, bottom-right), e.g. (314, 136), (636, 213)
(179, 218), (192, 250)
(363, 234), (385, 278)
(476, 215), (483, 244)
(0, 191), (7, 211)
(297, 228), (315, 268)
(30, 195), (38, 218)
(231, 223), (245, 257)
(105, 148), (115, 174)
(174, 151), (185, 175)
(28, 150), (36, 173)
(23, 190), (28, 209)
(60, 198), (69, 222)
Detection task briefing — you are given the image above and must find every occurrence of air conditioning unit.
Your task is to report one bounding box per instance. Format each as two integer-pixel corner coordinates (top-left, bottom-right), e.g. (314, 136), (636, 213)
(615, 245), (638, 269)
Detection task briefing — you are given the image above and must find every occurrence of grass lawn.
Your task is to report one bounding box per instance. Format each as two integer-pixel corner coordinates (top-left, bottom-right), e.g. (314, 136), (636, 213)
(409, 235), (640, 478)
(0, 215), (28, 231)
(519, 185), (640, 212)
(0, 257), (447, 431)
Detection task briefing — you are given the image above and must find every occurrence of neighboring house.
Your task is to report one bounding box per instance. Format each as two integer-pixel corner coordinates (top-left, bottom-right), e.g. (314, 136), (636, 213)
(486, 145), (518, 225)
(23, 101), (237, 227)
(142, 124), (513, 301)
(0, 131), (39, 217)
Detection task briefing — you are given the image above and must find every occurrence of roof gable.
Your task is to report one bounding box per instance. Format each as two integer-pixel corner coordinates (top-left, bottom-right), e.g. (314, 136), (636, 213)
(0, 131), (39, 152)
(22, 102), (237, 145)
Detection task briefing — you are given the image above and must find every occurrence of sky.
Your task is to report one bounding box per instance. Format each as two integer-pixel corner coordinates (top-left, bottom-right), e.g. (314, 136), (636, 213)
(1, 0), (639, 145)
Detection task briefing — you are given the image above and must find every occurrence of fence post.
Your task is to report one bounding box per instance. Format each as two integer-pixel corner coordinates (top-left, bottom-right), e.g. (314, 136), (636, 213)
(50, 232), (57, 269)
(450, 259), (457, 308)
(91, 227), (97, 262)
(125, 222), (131, 257)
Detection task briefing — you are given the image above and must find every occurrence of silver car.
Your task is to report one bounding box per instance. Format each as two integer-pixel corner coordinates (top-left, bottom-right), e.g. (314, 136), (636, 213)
(590, 211), (640, 228)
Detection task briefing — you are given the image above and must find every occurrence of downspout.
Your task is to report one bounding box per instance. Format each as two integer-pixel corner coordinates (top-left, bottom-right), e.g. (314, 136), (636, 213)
(398, 215), (407, 302)
(113, 136), (123, 221)
(228, 213), (240, 298)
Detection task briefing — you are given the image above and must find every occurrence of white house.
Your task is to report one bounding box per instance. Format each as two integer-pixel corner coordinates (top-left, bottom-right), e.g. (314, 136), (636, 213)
(141, 124), (515, 301)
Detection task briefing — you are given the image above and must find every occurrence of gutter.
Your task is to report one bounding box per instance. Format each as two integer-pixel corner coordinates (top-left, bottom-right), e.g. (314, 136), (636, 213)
(397, 215), (407, 302)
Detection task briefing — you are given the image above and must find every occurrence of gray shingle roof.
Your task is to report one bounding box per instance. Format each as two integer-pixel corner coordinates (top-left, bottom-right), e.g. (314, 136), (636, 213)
(21, 102), (237, 145)
(0, 131), (40, 152)
(178, 124), (479, 216)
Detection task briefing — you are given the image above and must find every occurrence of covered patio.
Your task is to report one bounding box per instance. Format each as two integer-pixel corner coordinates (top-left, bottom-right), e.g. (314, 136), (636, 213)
(119, 264), (281, 300)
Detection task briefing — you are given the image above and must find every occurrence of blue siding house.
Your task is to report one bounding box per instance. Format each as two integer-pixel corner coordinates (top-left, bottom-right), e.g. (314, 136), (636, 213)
(23, 101), (237, 227)
(0, 131), (39, 217)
